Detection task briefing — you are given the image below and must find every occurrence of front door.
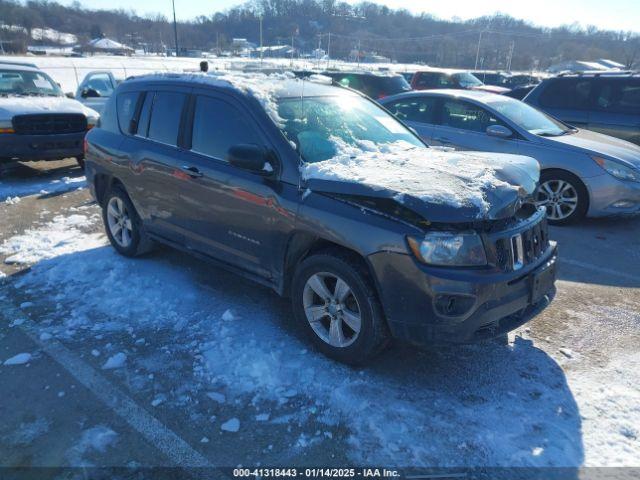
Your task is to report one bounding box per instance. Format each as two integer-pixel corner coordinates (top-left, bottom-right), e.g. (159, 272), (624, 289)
(430, 99), (521, 155)
(172, 92), (292, 280)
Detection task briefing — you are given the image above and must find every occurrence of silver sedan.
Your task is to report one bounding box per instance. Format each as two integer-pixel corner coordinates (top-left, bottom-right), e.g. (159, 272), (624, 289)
(381, 90), (640, 225)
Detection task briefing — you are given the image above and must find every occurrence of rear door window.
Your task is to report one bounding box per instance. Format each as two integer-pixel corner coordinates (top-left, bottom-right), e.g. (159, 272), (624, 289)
(441, 100), (502, 132)
(415, 72), (450, 89)
(385, 97), (438, 124)
(190, 96), (262, 161)
(594, 78), (640, 114)
(147, 91), (187, 146)
(539, 79), (593, 109)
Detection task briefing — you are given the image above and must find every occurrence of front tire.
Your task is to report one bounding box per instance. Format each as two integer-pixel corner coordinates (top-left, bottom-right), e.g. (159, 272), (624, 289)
(291, 250), (389, 365)
(535, 170), (588, 225)
(102, 186), (153, 257)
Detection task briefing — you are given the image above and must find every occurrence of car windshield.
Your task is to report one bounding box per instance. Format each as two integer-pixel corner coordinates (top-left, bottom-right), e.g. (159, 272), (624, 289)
(488, 98), (572, 136)
(277, 95), (424, 163)
(0, 68), (63, 97)
(453, 72), (483, 88)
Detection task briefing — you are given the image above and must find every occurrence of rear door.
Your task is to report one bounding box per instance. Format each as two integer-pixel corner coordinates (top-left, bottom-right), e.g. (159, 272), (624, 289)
(589, 77), (640, 144)
(535, 78), (593, 128)
(171, 90), (289, 279)
(430, 99), (520, 154)
(123, 87), (191, 242)
(383, 95), (439, 143)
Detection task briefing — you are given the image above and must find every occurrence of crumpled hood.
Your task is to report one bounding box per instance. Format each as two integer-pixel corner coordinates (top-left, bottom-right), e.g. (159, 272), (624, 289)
(302, 142), (540, 223)
(0, 96), (97, 119)
(541, 128), (640, 169)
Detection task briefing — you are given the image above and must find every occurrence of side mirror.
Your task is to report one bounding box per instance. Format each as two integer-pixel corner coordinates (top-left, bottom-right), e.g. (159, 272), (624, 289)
(486, 124), (513, 139)
(227, 144), (275, 175)
(81, 88), (101, 99)
(65, 92), (75, 99)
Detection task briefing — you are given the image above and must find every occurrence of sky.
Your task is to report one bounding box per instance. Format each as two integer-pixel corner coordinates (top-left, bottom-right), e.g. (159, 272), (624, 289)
(63, 0), (640, 33)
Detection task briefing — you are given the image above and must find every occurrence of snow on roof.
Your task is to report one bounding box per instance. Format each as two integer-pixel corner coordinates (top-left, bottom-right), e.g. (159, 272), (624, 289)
(302, 139), (520, 217)
(88, 38), (133, 51)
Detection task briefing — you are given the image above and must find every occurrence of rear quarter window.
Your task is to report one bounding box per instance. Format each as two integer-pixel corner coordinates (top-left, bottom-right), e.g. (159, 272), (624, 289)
(539, 79), (592, 110)
(116, 91), (141, 135)
(594, 78), (640, 115)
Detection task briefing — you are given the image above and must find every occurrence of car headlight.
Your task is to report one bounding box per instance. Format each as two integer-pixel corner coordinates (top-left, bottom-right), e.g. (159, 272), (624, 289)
(0, 119), (14, 134)
(592, 156), (640, 183)
(407, 232), (487, 267)
(86, 115), (99, 130)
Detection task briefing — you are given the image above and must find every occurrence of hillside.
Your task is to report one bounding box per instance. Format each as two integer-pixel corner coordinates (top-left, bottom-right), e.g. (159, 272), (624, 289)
(0, 0), (638, 70)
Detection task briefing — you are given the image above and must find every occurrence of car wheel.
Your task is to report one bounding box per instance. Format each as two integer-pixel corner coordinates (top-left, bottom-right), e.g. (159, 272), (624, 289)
(102, 186), (153, 257)
(291, 250), (389, 365)
(535, 170), (588, 225)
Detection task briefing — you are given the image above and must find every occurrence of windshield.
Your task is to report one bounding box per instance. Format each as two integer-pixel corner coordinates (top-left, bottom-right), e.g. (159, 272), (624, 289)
(488, 98), (572, 136)
(453, 72), (483, 88)
(0, 69), (63, 97)
(277, 95), (425, 163)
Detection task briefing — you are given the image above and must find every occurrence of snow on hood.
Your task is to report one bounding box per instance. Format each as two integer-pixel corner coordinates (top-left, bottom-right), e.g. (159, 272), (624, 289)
(302, 140), (540, 222)
(0, 96), (98, 119)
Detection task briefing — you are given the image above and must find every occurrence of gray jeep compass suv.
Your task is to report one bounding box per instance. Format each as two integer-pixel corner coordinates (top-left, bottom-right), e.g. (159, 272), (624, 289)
(84, 72), (557, 364)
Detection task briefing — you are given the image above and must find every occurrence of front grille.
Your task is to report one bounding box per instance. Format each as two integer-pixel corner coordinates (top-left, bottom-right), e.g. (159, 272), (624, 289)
(491, 211), (549, 272)
(12, 114), (87, 135)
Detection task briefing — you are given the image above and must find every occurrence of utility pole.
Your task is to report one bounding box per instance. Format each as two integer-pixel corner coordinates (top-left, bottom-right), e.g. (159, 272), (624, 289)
(506, 40), (515, 72)
(259, 16), (263, 65)
(357, 38), (361, 68)
(474, 30), (483, 70)
(291, 34), (294, 67)
(326, 32), (331, 69)
(172, 0), (179, 57)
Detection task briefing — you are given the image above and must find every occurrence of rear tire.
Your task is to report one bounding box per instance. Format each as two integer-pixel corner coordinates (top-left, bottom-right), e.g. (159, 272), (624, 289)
(535, 170), (588, 226)
(291, 250), (389, 365)
(102, 185), (154, 257)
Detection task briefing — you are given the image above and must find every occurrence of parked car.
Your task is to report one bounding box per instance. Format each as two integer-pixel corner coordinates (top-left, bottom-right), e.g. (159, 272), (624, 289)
(76, 70), (119, 114)
(503, 84), (537, 100)
(321, 71), (412, 100)
(0, 61), (99, 170)
(411, 68), (509, 94)
(381, 90), (640, 224)
(506, 73), (543, 89)
(84, 73), (557, 364)
(524, 71), (640, 145)
(470, 70), (511, 87)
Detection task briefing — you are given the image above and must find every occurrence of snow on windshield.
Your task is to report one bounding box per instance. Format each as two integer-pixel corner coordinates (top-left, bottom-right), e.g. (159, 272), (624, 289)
(302, 139), (519, 216)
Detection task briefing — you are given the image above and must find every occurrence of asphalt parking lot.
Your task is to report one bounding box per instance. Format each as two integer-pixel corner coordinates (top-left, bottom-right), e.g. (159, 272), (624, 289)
(0, 160), (639, 474)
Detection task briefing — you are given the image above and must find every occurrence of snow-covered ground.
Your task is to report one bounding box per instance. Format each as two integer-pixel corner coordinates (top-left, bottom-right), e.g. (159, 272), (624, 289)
(1, 206), (639, 468)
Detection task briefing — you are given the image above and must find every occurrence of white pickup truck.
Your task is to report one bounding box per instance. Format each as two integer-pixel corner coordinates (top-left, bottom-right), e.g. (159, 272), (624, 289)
(75, 71), (120, 114)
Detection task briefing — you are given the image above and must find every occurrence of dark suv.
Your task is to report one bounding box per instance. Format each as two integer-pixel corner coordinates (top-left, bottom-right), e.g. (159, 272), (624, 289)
(84, 73), (557, 364)
(525, 72), (640, 145)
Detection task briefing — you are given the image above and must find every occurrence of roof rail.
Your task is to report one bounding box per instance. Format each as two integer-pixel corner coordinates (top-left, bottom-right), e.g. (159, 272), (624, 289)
(557, 70), (636, 77)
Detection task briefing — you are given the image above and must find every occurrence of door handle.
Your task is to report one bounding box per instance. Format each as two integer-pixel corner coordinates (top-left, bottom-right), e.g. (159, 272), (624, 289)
(180, 166), (203, 178)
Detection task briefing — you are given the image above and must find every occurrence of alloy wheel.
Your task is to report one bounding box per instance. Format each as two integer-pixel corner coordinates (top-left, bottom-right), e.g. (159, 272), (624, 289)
(535, 179), (579, 221)
(106, 196), (133, 248)
(302, 272), (362, 348)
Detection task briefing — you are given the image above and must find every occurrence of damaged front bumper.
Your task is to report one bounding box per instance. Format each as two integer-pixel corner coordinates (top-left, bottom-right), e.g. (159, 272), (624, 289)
(368, 221), (558, 345)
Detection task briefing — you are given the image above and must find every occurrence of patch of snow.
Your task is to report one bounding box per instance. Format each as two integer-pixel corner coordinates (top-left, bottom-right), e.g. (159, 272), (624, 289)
(3, 352), (32, 365)
(39, 332), (52, 341)
(66, 426), (118, 467)
(206, 392), (226, 404)
(102, 352), (127, 370)
(221, 418), (240, 433)
(5, 196), (20, 205)
(256, 413), (270, 421)
(0, 214), (103, 265)
(221, 309), (235, 321)
(0, 174), (85, 200)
